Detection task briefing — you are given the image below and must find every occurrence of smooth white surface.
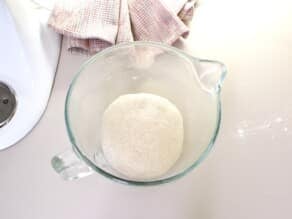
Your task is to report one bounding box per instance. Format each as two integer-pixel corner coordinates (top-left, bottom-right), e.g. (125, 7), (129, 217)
(0, 0), (60, 149)
(0, 0), (292, 218)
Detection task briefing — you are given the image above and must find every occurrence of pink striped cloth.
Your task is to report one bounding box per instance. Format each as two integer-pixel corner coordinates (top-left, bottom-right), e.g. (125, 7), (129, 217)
(48, 0), (197, 55)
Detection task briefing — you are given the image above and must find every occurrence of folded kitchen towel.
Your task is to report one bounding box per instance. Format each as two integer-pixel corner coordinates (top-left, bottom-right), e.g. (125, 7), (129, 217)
(129, 0), (188, 44)
(48, 0), (197, 55)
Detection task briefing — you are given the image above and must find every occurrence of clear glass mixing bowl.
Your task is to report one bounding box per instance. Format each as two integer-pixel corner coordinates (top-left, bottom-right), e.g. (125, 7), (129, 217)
(52, 41), (227, 185)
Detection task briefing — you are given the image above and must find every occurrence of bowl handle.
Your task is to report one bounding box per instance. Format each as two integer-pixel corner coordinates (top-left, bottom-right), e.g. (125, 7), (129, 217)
(51, 148), (93, 180)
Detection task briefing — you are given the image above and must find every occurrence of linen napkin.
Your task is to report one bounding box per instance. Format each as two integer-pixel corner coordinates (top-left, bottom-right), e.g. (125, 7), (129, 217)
(48, 0), (197, 55)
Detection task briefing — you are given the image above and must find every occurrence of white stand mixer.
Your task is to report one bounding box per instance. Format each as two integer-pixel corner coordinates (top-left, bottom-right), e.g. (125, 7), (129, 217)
(0, 0), (60, 149)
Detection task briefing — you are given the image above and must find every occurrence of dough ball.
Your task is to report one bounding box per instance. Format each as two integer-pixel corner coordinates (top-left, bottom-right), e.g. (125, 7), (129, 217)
(101, 93), (184, 180)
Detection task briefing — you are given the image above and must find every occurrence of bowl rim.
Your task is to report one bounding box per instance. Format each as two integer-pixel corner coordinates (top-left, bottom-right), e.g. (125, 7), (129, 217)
(64, 41), (223, 186)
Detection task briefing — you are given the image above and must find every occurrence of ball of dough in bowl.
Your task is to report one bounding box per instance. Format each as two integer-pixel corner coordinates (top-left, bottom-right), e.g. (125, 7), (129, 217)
(101, 93), (184, 180)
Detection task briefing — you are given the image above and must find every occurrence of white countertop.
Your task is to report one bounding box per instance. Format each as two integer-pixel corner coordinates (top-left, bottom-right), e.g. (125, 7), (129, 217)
(1, 0), (292, 218)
